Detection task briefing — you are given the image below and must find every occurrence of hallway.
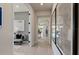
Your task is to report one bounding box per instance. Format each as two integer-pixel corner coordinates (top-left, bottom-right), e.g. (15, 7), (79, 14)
(0, 3), (74, 55)
(13, 38), (52, 55)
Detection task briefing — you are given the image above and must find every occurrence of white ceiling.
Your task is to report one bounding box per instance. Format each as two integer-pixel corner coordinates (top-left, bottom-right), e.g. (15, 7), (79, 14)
(30, 3), (53, 11)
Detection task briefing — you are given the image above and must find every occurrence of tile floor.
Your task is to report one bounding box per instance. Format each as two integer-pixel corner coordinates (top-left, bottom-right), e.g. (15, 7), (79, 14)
(13, 37), (53, 55)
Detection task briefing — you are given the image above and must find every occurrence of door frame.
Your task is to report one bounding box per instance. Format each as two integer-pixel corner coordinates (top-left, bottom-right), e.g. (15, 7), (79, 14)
(72, 3), (78, 55)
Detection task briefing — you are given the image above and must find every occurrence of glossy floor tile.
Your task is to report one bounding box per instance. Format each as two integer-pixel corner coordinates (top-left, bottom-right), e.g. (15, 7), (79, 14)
(13, 37), (53, 55)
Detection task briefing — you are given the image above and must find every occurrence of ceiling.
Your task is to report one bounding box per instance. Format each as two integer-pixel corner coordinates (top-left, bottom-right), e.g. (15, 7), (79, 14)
(30, 3), (53, 11)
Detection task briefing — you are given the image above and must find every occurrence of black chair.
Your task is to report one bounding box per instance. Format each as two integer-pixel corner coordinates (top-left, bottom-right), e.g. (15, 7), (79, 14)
(14, 34), (23, 45)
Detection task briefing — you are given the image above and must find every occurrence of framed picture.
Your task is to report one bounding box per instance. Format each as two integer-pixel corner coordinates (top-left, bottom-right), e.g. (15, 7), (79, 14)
(0, 7), (2, 27)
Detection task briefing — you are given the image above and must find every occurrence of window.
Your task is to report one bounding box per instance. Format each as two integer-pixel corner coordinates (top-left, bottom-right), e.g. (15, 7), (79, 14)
(56, 3), (72, 55)
(52, 3), (72, 55)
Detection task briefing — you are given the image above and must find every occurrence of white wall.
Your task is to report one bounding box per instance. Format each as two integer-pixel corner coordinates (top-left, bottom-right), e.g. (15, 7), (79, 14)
(38, 16), (49, 25)
(0, 4), (13, 54)
(25, 4), (37, 46)
(36, 11), (51, 17)
(13, 4), (29, 12)
(33, 12), (38, 45)
(48, 15), (52, 46)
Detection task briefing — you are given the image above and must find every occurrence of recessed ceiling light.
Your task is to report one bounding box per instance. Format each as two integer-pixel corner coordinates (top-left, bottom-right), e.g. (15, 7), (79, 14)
(40, 3), (43, 5)
(16, 5), (19, 8)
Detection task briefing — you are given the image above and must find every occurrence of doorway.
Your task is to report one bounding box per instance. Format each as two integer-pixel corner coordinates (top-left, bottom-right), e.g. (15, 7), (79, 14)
(13, 11), (30, 54)
(37, 16), (51, 49)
